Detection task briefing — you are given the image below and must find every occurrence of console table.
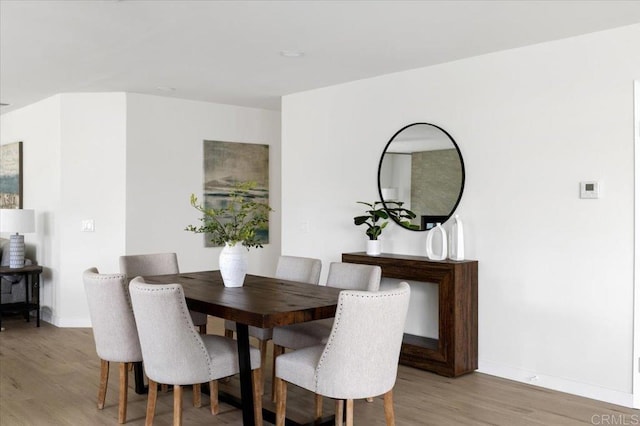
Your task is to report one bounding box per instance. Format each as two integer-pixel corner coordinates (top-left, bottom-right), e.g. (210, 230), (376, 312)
(342, 252), (477, 377)
(0, 264), (43, 328)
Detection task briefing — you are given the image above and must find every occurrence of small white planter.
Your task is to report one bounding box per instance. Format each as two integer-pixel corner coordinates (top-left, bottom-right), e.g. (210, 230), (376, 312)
(366, 240), (382, 256)
(219, 242), (248, 287)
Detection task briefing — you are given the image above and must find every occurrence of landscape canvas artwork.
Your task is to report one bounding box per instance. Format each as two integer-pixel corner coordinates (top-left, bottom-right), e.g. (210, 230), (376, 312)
(0, 142), (23, 209)
(203, 140), (269, 247)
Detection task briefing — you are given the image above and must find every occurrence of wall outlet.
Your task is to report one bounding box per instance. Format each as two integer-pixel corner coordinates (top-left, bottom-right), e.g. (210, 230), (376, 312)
(82, 219), (95, 232)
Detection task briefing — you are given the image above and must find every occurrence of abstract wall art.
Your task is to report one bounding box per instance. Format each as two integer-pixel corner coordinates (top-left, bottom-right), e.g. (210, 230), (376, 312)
(0, 141), (23, 209)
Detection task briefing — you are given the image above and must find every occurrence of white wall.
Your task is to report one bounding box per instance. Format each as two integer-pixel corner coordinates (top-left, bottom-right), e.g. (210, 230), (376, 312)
(1, 93), (127, 326)
(1, 92), (281, 326)
(634, 79), (640, 408)
(282, 24), (640, 406)
(125, 94), (281, 275)
(1, 95), (62, 323)
(57, 93), (128, 326)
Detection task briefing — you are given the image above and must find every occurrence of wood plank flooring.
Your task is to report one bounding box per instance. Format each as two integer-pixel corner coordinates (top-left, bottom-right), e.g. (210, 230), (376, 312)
(0, 314), (637, 425)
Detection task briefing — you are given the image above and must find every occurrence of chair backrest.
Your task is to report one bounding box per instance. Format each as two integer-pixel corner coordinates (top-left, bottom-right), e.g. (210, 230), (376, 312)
(325, 262), (381, 291)
(82, 267), (142, 363)
(275, 255), (322, 285)
(314, 282), (411, 399)
(128, 277), (212, 385)
(119, 253), (179, 279)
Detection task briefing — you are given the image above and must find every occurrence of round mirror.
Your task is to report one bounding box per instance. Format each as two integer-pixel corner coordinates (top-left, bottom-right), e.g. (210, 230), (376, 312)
(377, 122), (465, 231)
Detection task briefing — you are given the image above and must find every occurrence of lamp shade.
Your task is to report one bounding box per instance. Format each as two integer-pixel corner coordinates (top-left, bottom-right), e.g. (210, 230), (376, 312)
(0, 209), (35, 233)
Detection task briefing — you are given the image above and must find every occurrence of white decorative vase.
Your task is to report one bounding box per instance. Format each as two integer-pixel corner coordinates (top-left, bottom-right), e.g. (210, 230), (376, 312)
(448, 215), (465, 261)
(219, 242), (248, 287)
(366, 240), (382, 256)
(426, 223), (448, 261)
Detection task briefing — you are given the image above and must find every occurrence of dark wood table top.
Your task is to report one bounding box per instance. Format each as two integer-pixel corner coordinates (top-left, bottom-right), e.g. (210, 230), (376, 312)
(142, 270), (343, 329)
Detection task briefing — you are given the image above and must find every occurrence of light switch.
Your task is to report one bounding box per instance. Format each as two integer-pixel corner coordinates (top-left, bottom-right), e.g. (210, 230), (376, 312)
(580, 181), (600, 199)
(82, 219), (95, 232)
(300, 220), (310, 234)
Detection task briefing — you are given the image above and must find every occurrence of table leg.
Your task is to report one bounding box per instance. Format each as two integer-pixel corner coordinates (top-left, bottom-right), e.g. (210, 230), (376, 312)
(235, 323), (256, 426)
(25, 274), (30, 323)
(133, 362), (147, 395)
(34, 273), (40, 327)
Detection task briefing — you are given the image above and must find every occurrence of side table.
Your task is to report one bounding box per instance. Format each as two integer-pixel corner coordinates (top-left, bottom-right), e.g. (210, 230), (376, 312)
(0, 264), (43, 328)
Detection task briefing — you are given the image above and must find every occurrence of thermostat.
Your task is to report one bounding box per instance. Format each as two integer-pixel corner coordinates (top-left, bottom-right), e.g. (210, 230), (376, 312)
(580, 181), (600, 199)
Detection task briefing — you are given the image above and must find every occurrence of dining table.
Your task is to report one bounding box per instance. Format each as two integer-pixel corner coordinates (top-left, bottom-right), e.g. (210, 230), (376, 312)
(141, 270), (343, 426)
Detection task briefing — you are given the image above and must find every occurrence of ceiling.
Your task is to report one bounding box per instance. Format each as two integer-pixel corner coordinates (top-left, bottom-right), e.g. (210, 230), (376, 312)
(1, 1), (640, 114)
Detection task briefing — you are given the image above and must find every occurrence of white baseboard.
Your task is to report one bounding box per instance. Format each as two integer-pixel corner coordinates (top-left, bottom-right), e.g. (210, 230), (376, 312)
(46, 312), (91, 328)
(479, 359), (633, 408)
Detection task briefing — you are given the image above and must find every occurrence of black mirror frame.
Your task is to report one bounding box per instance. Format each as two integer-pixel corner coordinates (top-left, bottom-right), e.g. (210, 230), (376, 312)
(377, 122), (466, 231)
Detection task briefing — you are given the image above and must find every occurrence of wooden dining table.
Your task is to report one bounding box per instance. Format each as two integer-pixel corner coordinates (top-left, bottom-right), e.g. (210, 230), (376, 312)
(141, 270), (343, 426)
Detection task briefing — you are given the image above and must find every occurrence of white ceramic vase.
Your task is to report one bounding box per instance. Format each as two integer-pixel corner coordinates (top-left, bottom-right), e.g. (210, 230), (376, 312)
(8, 234), (26, 268)
(219, 242), (248, 287)
(366, 240), (382, 256)
(448, 215), (465, 261)
(426, 223), (448, 261)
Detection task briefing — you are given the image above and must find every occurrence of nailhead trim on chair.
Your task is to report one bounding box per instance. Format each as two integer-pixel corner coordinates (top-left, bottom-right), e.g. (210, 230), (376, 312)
(314, 290), (408, 389)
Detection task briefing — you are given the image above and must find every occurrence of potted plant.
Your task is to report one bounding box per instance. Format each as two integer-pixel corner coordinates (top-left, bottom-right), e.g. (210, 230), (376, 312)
(353, 200), (418, 255)
(186, 181), (272, 287)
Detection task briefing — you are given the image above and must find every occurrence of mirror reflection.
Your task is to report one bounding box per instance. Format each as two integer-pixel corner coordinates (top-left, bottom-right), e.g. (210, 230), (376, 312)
(378, 123), (465, 231)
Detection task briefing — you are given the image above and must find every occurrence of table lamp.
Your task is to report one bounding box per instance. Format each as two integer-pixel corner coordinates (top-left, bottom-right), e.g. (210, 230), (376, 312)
(0, 209), (35, 268)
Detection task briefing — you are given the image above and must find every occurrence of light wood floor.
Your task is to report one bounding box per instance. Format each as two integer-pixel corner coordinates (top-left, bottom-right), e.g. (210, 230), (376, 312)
(0, 314), (636, 425)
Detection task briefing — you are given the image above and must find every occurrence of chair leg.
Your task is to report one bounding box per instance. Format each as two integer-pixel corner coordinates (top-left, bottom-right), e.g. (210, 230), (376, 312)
(161, 383), (169, 392)
(145, 379), (158, 426)
(209, 380), (219, 415)
(118, 362), (129, 424)
(345, 399), (354, 426)
(252, 368), (263, 426)
(98, 359), (109, 410)
(335, 400), (344, 426)
(383, 390), (395, 426)
(271, 344), (285, 401)
(192, 383), (201, 407)
(275, 377), (286, 426)
(315, 394), (323, 419)
(173, 384), (183, 426)
(199, 324), (207, 334)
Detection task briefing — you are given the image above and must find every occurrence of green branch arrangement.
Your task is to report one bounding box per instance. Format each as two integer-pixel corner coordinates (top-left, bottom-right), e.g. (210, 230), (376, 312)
(186, 181), (272, 249)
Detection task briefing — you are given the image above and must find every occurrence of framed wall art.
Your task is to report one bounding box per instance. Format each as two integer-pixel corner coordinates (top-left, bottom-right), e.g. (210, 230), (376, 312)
(0, 141), (23, 209)
(202, 140), (269, 247)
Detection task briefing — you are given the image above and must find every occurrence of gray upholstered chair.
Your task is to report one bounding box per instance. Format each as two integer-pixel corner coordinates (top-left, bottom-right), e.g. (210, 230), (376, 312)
(129, 277), (263, 426)
(83, 267), (143, 424)
(274, 282), (411, 426)
(271, 262), (381, 400)
(119, 253), (208, 333)
(272, 262), (381, 352)
(224, 255), (321, 391)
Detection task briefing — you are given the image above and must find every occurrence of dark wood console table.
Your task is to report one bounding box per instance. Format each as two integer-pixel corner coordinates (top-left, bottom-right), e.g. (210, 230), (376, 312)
(342, 252), (477, 377)
(0, 264), (43, 328)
